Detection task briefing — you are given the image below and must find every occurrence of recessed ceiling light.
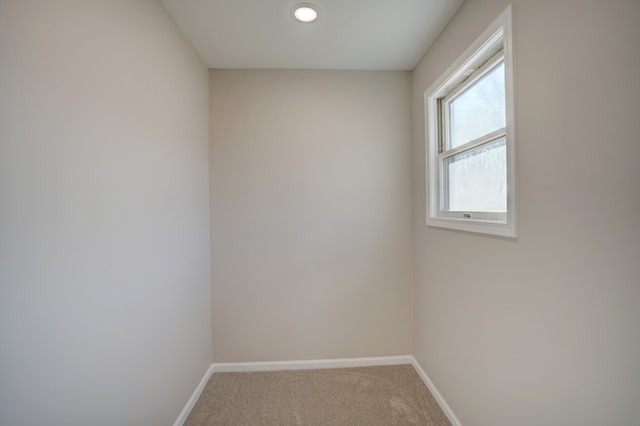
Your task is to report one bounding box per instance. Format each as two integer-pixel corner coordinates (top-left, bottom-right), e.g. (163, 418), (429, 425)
(292, 4), (318, 23)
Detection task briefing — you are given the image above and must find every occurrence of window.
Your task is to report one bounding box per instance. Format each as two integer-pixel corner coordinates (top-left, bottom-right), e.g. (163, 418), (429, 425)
(425, 5), (516, 237)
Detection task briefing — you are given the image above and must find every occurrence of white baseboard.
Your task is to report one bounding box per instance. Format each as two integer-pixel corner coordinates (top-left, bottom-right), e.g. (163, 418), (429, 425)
(174, 355), (461, 426)
(173, 364), (215, 426)
(410, 356), (462, 426)
(211, 355), (414, 373)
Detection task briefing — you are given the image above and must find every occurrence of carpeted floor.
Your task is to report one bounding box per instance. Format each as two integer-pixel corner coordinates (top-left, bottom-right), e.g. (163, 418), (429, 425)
(184, 364), (451, 425)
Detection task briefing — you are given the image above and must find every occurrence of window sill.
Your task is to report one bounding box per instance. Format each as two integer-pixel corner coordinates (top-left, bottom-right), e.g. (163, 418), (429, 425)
(426, 215), (517, 238)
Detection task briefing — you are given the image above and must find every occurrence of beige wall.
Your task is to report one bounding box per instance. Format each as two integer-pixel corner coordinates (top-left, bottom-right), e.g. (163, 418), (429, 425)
(0, 1), (211, 424)
(2, 1), (638, 424)
(411, 1), (640, 425)
(210, 69), (414, 362)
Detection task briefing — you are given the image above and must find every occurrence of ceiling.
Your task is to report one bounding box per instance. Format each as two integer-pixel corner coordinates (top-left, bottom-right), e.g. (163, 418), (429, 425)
(160, 0), (463, 71)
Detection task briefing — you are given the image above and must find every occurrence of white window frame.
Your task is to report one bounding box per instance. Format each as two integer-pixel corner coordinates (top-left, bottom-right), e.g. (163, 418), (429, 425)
(425, 5), (516, 238)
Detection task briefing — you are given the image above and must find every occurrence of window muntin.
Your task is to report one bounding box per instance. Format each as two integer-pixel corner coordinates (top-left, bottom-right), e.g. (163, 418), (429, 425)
(425, 5), (516, 237)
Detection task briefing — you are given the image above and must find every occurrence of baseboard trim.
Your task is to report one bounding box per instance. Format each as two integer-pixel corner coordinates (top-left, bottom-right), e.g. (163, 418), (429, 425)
(173, 364), (215, 426)
(211, 355), (414, 373)
(174, 355), (461, 426)
(410, 356), (462, 426)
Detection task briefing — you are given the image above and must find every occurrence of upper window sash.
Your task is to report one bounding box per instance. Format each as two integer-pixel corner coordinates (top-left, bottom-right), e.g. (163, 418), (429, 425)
(441, 52), (505, 153)
(442, 51), (505, 110)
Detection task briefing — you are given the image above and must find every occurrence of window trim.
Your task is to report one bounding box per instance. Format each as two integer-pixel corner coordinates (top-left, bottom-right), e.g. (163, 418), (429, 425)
(424, 4), (517, 238)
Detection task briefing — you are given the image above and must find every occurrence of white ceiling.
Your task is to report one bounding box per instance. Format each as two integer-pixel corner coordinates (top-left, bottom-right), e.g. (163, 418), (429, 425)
(160, 0), (463, 71)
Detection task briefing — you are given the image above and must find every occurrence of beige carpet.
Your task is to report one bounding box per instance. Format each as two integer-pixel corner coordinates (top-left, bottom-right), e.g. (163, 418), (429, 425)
(184, 364), (451, 425)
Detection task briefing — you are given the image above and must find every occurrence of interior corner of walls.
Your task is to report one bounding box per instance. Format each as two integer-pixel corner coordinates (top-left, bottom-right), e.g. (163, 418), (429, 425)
(173, 364), (215, 426)
(410, 357), (462, 426)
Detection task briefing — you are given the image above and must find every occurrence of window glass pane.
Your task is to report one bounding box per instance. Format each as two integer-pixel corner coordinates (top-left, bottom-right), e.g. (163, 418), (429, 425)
(449, 62), (505, 148)
(444, 138), (506, 212)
